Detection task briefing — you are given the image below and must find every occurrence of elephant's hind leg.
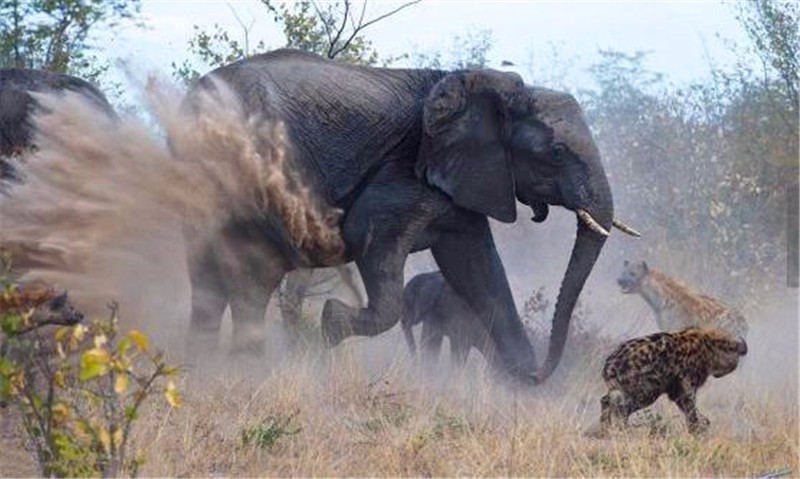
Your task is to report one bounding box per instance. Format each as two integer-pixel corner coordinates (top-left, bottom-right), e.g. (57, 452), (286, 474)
(185, 240), (229, 359)
(217, 229), (288, 356)
(420, 318), (444, 366)
(450, 332), (471, 368)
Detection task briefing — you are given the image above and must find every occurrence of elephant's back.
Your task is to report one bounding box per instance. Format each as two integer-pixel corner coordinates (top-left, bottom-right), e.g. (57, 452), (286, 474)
(0, 69), (113, 114)
(193, 50), (443, 207)
(1, 69), (114, 155)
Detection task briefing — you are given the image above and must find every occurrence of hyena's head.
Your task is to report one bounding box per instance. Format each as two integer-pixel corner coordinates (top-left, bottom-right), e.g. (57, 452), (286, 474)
(703, 329), (748, 378)
(4, 281), (84, 328)
(617, 260), (650, 294)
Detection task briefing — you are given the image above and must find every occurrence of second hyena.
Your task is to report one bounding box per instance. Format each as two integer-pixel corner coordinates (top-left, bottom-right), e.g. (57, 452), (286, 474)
(617, 260), (748, 338)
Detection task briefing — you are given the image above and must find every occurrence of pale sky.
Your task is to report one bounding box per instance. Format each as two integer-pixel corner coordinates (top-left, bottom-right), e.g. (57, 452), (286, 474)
(105, 0), (748, 90)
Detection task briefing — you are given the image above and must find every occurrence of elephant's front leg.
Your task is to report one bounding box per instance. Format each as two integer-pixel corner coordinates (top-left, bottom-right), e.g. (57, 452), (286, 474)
(321, 179), (437, 346)
(321, 240), (406, 345)
(431, 214), (538, 382)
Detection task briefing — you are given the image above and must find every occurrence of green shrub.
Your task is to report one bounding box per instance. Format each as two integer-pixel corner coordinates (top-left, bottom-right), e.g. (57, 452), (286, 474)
(241, 412), (302, 450)
(1, 284), (181, 478)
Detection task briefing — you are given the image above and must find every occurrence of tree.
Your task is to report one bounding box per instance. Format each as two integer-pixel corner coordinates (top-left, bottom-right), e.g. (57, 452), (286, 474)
(733, 0), (799, 120)
(580, 41), (797, 300)
(729, 0), (799, 287)
(0, 0), (140, 82)
(407, 29), (494, 70)
(174, 0), (419, 84)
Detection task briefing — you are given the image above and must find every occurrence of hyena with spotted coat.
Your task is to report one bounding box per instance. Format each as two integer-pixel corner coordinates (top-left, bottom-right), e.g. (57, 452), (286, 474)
(598, 327), (747, 435)
(617, 261), (748, 338)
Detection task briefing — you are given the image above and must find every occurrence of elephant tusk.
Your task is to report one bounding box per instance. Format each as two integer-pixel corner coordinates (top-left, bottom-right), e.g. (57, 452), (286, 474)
(577, 209), (609, 237)
(612, 219), (641, 237)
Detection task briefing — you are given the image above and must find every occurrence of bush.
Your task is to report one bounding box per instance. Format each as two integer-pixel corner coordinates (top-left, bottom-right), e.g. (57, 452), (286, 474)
(0, 280), (181, 478)
(241, 412), (301, 450)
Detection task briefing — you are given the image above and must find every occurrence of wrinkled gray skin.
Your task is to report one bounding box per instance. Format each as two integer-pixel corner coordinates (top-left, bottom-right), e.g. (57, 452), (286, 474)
(0, 69), (115, 184)
(402, 271), (499, 370)
(185, 49), (617, 384)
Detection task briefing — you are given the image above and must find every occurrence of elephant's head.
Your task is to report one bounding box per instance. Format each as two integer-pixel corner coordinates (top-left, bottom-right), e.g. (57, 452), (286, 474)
(416, 69), (639, 383)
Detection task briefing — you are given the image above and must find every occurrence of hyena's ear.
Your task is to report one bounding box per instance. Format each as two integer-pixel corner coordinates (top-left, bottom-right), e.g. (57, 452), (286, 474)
(736, 338), (748, 356)
(623, 259), (629, 267)
(641, 261), (649, 272)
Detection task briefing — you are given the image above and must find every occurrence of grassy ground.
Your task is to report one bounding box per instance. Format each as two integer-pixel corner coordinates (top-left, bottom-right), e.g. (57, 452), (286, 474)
(2, 311), (797, 477)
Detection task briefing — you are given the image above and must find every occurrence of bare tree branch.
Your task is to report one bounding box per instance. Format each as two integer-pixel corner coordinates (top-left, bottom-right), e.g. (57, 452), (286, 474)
(328, 0), (419, 60)
(356, 0), (420, 33)
(326, 0), (350, 59)
(311, 1), (335, 52)
(227, 3), (255, 56)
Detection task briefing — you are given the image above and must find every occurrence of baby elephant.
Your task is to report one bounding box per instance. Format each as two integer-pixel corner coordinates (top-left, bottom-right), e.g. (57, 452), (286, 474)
(597, 327), (747, 436)
(402, 271), (497, 368)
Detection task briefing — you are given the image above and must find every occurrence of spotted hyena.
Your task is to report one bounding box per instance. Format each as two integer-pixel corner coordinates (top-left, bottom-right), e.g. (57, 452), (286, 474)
(595, 328), (747, 436)
(617, 260), (748, 338)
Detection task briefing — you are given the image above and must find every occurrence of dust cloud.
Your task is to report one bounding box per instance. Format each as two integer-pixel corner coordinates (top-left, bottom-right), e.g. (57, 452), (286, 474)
(0, 75), (343, 348)
(0, 71), (795, 408)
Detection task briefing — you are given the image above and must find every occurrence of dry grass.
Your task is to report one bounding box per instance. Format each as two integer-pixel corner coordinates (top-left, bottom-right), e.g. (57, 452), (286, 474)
(3, 326), (796, 478)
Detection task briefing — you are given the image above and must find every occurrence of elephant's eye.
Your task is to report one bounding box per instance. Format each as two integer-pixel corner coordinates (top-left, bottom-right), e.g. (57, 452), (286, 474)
(552, 143), (568, 160)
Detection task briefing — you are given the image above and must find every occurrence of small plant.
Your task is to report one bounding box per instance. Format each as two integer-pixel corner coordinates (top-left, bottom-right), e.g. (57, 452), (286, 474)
(432, 408), (468, 438)
(0, 272), (181, 478)
(241, 412), (302, 450)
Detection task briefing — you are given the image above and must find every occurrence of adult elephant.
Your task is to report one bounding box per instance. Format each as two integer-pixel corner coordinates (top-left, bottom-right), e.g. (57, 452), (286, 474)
(183, 49), (638, 384)
(0, 69), (115, 271)
(0, 69), (115, 182)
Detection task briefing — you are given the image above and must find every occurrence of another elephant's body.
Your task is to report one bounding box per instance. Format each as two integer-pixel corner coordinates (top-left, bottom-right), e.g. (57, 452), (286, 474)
(402, 272), (498, 368)
(0, 69), (114, 182)
(0, 69), (113, 156)
(184, 49), (620, 383)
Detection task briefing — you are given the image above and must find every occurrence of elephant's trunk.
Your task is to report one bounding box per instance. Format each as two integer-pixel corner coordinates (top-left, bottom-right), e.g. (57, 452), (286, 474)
(533, 219), (608, 384)
(533, 169), (612, 384)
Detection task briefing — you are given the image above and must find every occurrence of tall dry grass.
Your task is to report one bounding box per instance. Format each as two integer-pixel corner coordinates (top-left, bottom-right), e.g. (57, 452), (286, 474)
(3, 307), (795, 478)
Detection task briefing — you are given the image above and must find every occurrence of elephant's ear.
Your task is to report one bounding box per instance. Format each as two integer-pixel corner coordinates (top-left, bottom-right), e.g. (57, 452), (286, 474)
(416, 70), (524, 223)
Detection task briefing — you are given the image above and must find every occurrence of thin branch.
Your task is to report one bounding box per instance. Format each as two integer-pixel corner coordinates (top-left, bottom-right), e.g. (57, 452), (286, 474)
(227, 2), (255, 56)
(354, 0), (367, 33)
(354, 0), (419, 33)
(328, 0), (419, 59)
(326, 0), (351, 59)
(311, 1), (335, 52)
(15, 317), (81, 336)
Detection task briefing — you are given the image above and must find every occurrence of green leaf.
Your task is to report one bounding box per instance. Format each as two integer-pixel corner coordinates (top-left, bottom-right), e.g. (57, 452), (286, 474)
(79, 347), (111, 381)
(127, 330), (149, 352)
(0, 313), (23, 335)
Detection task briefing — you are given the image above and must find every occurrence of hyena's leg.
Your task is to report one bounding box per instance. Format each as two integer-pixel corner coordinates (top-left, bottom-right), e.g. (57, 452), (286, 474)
(668, 379), (709, 434)
(600, 388), (629, 433)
